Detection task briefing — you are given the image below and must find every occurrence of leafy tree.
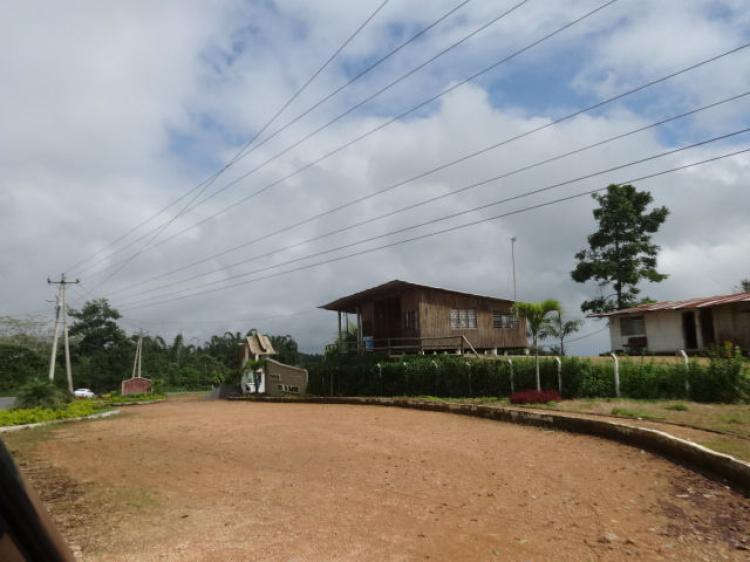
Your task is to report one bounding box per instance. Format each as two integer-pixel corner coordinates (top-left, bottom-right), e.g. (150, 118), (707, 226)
(69, 299), (128, 354)
(515, 300), (561, 391)
(736, 279), (750, 293)
(268, 334), (299, 365)
(572, 184), (669, 313)
(544, 312), (582, 356)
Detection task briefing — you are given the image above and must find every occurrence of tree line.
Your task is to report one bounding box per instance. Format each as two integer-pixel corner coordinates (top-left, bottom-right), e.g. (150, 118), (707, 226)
(0, 300), (311, 394)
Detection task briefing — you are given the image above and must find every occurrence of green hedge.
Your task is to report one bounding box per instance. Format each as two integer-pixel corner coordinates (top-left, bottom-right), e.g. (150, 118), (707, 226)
(307, 355), (750, 403)
(0, 400), (109, 427)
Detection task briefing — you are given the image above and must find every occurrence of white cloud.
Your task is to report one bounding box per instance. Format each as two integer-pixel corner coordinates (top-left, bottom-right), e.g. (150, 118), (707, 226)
(1, 0), (748, 355)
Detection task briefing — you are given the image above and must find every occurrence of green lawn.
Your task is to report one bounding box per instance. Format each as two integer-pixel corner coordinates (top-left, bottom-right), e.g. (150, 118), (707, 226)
(413, 396), (750, 462)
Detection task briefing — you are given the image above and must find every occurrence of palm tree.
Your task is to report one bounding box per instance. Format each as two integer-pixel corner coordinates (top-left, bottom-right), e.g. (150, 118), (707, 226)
(515, 299), (561, 391)
(545, 311), (582, 356)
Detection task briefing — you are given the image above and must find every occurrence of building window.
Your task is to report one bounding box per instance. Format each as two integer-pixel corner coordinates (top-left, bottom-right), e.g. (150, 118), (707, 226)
(450, 309), (476, 329)
(403, 310), (418, 332)
(493, 311), (518, 329)
(620, 315), (645, 336)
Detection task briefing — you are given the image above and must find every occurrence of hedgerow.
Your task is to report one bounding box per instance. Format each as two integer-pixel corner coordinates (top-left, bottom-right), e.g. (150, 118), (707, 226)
(307, 354), (749, 403)
(0, 400), (109, 427)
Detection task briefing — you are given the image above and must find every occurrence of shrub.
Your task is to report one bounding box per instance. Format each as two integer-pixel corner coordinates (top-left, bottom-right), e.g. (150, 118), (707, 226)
(15, 379), (72, 409)
(509, 389), (561, 404)
(0, 399), (106, 427)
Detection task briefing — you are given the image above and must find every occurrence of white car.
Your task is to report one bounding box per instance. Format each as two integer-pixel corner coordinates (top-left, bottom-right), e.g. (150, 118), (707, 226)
(73, 388), (96, 399)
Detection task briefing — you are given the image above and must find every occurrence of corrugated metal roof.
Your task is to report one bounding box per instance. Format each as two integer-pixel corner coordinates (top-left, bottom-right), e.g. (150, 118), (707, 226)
(319, 279), (514, 312)
(592, 292), (750, 317)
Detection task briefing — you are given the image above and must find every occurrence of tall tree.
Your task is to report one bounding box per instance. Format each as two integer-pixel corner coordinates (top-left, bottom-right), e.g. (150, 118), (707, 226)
(69, 299), (127, 355)
(572, 184), (669, 313)
(736, 279), (750, 293)
(544, 311), (582, 356)
(268, 334), (299, 365)
(515, 299), (561, 391)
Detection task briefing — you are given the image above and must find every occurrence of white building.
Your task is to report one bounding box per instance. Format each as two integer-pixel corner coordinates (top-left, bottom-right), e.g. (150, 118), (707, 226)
(594, 292), (750, 354)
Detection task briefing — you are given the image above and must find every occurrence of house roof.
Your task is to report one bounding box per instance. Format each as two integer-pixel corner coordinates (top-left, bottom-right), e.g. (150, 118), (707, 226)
(592, 292), (750, 317)
(319, 279), (515, 313)
(243, 333), (276, 356)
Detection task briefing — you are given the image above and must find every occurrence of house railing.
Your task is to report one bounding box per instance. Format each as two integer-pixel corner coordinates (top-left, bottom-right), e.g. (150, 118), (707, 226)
(326, 336), (478, 356)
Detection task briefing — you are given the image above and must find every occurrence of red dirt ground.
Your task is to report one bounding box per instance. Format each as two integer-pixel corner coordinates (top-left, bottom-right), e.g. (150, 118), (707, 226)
(5, 398), (750, 561)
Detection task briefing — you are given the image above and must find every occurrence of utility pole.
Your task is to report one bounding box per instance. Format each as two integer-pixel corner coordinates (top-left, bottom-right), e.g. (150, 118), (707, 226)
(131, 333), (143, 379)
(510, 236), (518, 301)
(47, 274), (79, 392)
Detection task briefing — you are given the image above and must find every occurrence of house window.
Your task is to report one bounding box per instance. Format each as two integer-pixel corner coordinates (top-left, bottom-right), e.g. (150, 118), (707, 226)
(403, 310), (418, 332)
(620, 315), (645, 336)
(493, 311), (518, 329)
(450, 309), (476, 329)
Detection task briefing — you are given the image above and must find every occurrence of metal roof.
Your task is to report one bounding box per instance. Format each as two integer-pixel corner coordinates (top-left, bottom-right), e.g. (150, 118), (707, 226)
(592, 292), (750, 317)
(319, 279), (514, 313)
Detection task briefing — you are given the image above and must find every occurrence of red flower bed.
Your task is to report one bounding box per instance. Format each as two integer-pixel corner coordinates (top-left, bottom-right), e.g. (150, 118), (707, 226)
(509, 389), (561, 404)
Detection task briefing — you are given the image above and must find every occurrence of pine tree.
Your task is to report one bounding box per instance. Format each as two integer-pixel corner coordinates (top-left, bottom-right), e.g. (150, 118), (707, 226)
(572, 184), (669, 313)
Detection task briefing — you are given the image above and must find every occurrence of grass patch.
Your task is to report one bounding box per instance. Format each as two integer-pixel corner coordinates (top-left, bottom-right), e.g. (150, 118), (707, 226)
(700, 436), (750, 461)
(0, 400), (109, 427)
(610, 407), (665, 421)
(664, 403), (689, 411)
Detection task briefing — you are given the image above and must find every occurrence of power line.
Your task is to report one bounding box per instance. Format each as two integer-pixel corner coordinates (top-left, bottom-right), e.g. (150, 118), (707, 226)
(116, 128), (750, 305)
(69, 0), (392, 277)
(117, 143), (750, 311)
(83, 0), (617, 284)
(93, 36), (750, 290)
(107, 90), (750, 301)
(565, 325), (609, 345)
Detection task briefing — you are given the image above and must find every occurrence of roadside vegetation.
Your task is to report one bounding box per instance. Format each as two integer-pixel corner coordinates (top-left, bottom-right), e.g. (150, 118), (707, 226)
(307, 352), (750, 403)
(0, 307), (312, 396)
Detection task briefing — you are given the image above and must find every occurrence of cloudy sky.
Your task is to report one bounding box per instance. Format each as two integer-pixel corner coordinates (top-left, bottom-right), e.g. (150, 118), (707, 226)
(2, 0), (749, 353)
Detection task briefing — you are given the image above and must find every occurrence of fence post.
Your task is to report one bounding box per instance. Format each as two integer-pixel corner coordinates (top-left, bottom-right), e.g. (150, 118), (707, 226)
(505, 357), (514, 394)
(610, 352), (620, 398)
(432, 360), (439, 396)
(554, 356), (562, 396)
(677, 350), (690, 397)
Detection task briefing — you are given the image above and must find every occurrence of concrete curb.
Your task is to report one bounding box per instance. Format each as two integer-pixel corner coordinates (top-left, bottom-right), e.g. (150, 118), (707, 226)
(0, 409), (121, 433)
(228, 395), (750, 494)
(105, 399), (166, 407)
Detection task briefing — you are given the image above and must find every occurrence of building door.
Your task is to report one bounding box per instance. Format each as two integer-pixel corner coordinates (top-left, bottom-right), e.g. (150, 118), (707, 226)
(373, 297), (402, 341)
(699, 308), (715, 347)
(682, 311), (698, 349)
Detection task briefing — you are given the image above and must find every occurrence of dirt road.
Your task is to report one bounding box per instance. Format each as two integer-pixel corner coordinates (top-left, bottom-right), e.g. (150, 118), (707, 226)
(5, 398), (749, 561)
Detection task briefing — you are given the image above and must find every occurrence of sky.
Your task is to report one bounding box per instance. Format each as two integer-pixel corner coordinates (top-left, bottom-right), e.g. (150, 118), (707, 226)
(2, 0), (750, 354)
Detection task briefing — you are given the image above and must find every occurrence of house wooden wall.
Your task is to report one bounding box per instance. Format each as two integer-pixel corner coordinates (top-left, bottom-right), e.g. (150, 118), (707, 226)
(340, 285), (527, 350)
(417, 288), (526, 350)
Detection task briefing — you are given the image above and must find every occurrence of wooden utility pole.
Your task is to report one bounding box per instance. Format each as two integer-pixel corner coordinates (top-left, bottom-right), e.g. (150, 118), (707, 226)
(47, 274), (79, 392)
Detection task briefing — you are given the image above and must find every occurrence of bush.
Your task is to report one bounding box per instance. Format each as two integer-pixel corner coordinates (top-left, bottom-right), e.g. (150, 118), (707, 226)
(15, 379), (72, 409)
(510, 389), (561, 404)
(689, 357), (749, 403)
(306, 354), (749, 403)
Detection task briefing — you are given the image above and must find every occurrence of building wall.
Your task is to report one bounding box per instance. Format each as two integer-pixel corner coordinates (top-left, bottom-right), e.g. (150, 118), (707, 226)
(417, 288), (526, 350)
(608, 302), (750, 352)
(713, 303), (750, 349)
(609, 311), (684, 353)
(264, 359), (308, 396)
